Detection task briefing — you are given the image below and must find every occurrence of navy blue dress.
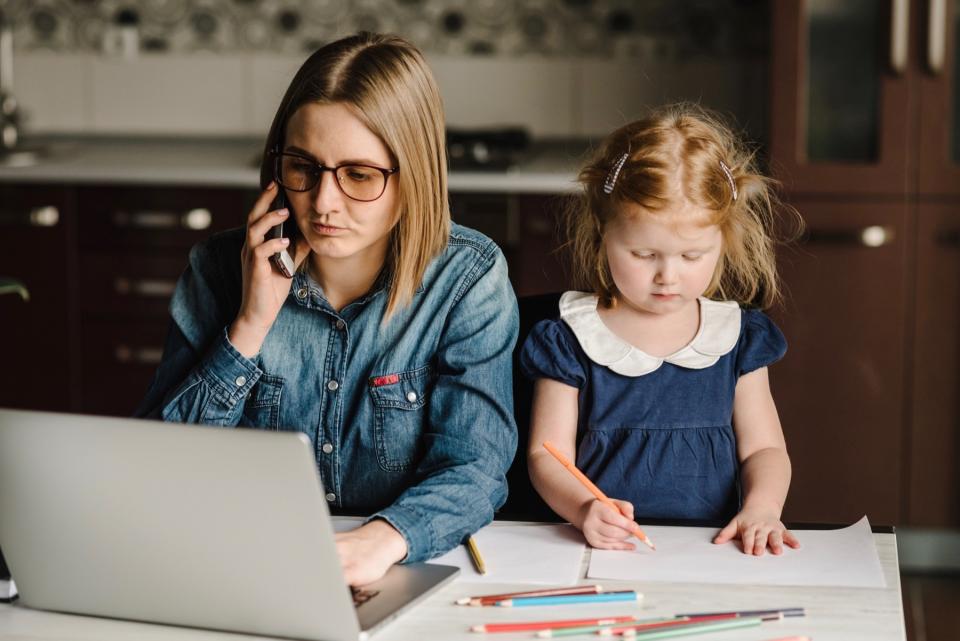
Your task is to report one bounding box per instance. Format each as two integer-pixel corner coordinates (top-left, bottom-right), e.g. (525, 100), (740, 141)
(520, 291), (786, 522)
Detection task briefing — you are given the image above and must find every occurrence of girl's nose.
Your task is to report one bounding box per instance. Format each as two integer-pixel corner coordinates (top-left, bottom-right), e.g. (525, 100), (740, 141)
(655, 259), (678, 284)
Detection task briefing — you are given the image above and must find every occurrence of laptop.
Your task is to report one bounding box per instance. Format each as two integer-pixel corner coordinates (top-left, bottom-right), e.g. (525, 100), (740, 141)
(0, 408), (458, 641)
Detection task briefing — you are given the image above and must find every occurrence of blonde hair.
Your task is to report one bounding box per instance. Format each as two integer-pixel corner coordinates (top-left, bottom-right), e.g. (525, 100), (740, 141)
(565, 103), (801, 310)
(260, 32), (450, 321)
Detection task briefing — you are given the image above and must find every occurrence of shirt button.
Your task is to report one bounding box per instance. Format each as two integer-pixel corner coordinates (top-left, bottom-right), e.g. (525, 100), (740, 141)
(326, 379), (339, 391)
(325, 492), (336, 502)
(335, 319), (346, 331)
(296, 287), (308, 299)
(235, 376), (246, 387)
(321, 442), (334, 454)
(406, 391), (417, 403)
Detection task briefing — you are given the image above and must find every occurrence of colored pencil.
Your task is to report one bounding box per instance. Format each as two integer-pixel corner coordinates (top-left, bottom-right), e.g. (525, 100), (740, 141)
(542, 441), (655, 550)
(470, 616), (636, 633)
(496, 590), (641, 607)
(455, 585), (604, 606)
(536, 618), (676, 637)
(538, 616), (762, 639)
(605, 613), (784, 635)
(465, 535), (487, 575)
(674, 607), (804, 619)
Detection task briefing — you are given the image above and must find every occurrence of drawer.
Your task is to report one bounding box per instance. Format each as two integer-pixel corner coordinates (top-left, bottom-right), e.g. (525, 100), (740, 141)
(77, 185), (251, 251)
(79, 252), (188, 317)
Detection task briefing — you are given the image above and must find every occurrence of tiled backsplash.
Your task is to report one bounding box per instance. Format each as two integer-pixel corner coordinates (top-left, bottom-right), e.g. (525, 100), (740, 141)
(4, 0), (769, 139)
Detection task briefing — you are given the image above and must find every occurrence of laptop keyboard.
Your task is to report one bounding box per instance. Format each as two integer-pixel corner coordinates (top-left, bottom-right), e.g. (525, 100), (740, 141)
(351, 587), (380, 607)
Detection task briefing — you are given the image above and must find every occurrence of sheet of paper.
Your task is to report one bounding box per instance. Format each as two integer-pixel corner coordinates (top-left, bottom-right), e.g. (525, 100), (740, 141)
(430, 524), (586, 585)
(587, 516), (885, 588)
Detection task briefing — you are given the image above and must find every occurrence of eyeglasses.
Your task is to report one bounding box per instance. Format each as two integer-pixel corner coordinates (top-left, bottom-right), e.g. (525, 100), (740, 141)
(272, 151), (399, 202)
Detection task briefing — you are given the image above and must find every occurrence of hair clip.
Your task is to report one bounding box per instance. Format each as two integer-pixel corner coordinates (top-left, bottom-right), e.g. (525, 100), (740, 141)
(719, 160), (738, 201)
(603, 153), (629, 195)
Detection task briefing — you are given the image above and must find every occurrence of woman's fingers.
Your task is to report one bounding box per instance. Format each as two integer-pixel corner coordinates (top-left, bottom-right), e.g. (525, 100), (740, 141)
(246, 181), (278, 227)
(252, 237), (291, 260)
(247, 207), (290, 248)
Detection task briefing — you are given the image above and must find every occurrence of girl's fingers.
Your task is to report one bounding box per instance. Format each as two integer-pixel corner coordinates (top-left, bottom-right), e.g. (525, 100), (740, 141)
(713, 520), (738, 544)
(769, 530), (784, 555)
(783, 529), (801, 549)
(740, 528), (755, 555)
(246, 181), (278, 226)
(594, 521), (633, 540)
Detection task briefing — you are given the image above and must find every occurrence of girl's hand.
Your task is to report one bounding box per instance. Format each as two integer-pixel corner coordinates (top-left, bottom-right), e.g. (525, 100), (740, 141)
(578, 498), (638, 551)
(335, 519), (409, 586)
(713, 507), (800, 555)
(229, 182), (310, 357)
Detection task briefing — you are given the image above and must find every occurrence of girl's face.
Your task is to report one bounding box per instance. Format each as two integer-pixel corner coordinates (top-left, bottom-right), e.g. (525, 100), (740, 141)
(604, 201), (723, 317)
(283, 101), (400, 266)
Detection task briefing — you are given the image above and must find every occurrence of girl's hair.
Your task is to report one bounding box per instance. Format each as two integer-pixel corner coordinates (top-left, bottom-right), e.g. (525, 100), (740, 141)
(259, 32), (450, 321)
(565, 103), (800, 310)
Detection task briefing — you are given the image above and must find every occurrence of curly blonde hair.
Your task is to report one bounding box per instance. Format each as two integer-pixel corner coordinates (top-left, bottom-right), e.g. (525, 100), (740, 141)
(565, 103), (800, 310)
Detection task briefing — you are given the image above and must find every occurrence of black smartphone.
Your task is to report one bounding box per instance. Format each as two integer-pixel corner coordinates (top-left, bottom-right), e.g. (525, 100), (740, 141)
(266, 188), (300, 278)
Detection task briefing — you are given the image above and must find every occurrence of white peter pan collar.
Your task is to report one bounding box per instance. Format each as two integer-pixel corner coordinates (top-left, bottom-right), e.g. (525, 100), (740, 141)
(559, 291), (741, 377)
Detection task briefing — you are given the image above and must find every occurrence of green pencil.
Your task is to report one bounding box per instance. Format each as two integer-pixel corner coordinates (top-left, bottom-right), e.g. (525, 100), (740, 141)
(537, 616), (763, 638)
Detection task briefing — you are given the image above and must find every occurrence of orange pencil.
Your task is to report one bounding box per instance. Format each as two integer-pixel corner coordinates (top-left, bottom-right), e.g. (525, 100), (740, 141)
(542, 441), (655, 550)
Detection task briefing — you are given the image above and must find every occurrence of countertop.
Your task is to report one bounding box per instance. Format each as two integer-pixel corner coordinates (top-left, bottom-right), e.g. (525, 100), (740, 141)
(0, 136), (590, 194)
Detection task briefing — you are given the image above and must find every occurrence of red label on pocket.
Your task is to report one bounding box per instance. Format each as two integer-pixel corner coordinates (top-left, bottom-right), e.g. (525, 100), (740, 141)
(369, 374), (400, 387)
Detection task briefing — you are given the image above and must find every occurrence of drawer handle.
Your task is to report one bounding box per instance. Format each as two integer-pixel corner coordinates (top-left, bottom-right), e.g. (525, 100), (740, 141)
(890, 0), (909, 74)
(0, 278), (30, 301)
(804, 225), (895, 248)
(114, 278), (177, 297)
(927, 0), (947, 74)
(0, 205), (60, 227)
(112, 208), (211, 231)
(114, 345), (164, 365)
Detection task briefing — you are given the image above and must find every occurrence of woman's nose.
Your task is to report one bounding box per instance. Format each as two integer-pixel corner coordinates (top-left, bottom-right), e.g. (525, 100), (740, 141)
(312, 170), (343, 212)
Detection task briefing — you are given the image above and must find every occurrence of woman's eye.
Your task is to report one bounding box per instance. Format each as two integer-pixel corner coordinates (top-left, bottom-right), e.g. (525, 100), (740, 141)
(631, 252), (654, 260)
(345, 168), (373, 182)
(291, 162), (314, 173)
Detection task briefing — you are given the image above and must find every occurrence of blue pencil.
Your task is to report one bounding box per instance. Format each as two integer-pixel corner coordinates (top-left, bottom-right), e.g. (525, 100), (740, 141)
(495, 590), (642, 607)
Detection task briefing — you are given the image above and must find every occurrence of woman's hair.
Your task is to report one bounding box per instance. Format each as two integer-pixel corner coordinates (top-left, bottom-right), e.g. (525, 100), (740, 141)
(565, 103), (801, 310)
(259, 32), (450, 320)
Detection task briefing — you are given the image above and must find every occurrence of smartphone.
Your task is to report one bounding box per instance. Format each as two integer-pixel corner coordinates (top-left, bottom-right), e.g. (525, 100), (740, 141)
(266, 189), (300, 278)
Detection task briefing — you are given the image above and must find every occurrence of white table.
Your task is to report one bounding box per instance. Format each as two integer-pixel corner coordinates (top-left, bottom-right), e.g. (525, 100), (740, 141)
(0, 525), (906, 641)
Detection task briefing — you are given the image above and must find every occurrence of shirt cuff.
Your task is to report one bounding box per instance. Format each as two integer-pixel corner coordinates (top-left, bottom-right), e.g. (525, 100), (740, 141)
(369, 504), (434, 564)
(197, 328), (263, 408)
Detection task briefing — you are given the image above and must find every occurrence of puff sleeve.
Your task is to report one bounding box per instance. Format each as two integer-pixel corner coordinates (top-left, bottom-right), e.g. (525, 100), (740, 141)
(734, 310), (787, 377)
(519, 318), (587, 389)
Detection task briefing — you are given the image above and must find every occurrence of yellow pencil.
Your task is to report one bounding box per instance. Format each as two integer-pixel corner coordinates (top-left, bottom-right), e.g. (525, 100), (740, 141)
(465, 535), (487, 575)
(542, 441), (656, 551)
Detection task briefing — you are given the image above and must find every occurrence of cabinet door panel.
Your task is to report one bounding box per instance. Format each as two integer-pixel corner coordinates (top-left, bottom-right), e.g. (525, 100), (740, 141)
(514, 194), (574, 297)
(0, 185), (76, 411)
(918, 0), (960, 195)
(770, 200), (909, 525)
(770, 1), (910, 195)
(907, 203), (960, 525)
(79, 252), (186, 318)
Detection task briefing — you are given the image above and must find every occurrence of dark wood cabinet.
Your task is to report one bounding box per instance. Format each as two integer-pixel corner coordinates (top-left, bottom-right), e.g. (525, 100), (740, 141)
(0, 184), (78, 411)
(771, 0), (960, 526)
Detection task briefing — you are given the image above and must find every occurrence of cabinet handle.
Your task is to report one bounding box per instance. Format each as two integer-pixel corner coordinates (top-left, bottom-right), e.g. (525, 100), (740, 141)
(113, 278), (177, 297)
(114, 345), (164, 365)
(111, 208), (212, 231)
(890, 0), (910, 74)
(804, 225), (895, 247)
(0, 205), (60, 227)
(927, 0), (947, 74)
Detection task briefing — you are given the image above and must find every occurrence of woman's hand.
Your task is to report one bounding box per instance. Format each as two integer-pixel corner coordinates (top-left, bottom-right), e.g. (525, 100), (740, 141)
(228, 182), (310, 357)
(577, 498), (637, 551)
(713, 506), (800, 555)
(335, 519), (409, 586)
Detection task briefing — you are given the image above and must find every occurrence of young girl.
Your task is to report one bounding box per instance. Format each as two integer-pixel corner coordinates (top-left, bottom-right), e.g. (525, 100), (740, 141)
(523, 104), (801, 556)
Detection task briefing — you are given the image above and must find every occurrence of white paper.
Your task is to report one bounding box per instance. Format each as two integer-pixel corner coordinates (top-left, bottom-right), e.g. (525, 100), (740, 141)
(587, 516), (885, 588)
(430, 524), (586, 585)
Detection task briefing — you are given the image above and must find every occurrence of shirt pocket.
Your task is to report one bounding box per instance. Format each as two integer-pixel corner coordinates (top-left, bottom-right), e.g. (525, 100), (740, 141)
(369, 364), (432, 472)
(240, 374), (284, 429)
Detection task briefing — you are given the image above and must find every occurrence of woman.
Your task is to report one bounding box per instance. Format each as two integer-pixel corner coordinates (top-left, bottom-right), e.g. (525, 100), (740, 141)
(136, 32), (518, 585)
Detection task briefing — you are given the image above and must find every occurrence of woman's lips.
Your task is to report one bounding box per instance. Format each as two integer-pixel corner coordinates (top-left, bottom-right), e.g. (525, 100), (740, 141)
(311, 222), (346, 235)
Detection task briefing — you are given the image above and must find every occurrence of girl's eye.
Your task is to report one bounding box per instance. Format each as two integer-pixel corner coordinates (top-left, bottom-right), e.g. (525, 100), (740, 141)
(682, 254), (703, 261)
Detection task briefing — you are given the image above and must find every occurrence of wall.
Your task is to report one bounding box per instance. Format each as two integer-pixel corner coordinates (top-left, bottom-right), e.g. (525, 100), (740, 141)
(4, 0), (769, 140)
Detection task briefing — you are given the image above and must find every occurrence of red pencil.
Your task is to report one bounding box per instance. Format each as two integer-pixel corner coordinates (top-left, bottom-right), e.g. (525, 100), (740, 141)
(455, 585), (603, 606)
(470, 616), (635, 633)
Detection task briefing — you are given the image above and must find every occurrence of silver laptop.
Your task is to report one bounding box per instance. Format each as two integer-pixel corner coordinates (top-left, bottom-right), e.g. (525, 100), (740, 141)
(0, 408), (458, 641)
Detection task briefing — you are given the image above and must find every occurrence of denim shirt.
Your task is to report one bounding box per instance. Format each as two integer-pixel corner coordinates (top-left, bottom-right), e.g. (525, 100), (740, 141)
(135, 223), (519, 563)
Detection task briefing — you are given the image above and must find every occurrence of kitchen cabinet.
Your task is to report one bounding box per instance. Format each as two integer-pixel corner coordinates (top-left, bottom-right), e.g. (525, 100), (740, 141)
(770, 0), (960, 526)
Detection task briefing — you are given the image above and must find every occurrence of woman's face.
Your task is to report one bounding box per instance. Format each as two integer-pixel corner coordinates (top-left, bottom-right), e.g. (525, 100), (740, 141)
(282, 102), (400, 267)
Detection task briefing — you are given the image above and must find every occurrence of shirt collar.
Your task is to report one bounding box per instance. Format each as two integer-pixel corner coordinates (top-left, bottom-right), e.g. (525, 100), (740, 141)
(559, 291), (741, 377)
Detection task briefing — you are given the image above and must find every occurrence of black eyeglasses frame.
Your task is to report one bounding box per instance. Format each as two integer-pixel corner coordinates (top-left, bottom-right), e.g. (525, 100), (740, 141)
(270, 150), (400, 203)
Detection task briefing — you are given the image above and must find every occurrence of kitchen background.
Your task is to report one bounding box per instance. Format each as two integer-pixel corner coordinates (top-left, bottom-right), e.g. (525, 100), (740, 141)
(1, 1), (959, 637)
